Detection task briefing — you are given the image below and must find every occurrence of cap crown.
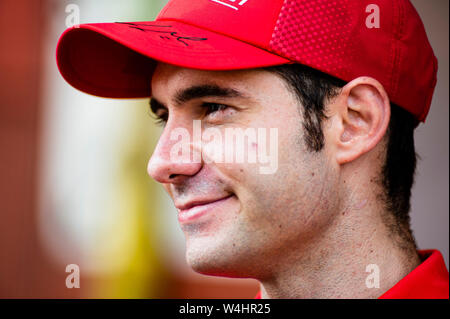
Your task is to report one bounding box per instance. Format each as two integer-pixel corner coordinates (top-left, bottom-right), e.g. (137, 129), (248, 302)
(159, 0), (437, 121)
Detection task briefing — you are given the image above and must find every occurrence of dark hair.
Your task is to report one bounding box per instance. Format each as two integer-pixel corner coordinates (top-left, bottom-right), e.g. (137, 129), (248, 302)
(264, 63), (418, 248)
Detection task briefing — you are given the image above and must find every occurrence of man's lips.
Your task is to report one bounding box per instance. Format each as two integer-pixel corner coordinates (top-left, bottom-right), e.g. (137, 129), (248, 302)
(176, 194), (234, 223)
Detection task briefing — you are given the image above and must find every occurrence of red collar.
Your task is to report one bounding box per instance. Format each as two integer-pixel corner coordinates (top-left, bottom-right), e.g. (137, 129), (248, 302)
(254, 250), (449, 299)
(379, 249), (449, 299)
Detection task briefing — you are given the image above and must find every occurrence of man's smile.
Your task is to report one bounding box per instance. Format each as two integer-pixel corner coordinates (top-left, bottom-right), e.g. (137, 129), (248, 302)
(176, 194), (235, 223)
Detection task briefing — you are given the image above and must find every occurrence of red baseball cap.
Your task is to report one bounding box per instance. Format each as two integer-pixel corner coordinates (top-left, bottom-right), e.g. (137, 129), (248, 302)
(56, 0), (437, 122)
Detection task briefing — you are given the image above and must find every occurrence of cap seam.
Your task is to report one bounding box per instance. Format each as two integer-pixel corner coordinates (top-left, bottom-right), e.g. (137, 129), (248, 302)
(392, 0), (405, 102)
(268, 0), (286, 49)
(389, 0), (401, 108)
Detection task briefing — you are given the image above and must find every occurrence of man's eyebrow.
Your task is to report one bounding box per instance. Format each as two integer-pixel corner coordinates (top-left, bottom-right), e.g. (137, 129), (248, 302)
(173, 84), (249, 106)
(149, 84), (250, 113)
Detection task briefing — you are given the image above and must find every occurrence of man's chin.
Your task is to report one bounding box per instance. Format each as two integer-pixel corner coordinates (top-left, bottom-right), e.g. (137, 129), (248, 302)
(186, 249), (226, 276)
(185, 247), (248, 279)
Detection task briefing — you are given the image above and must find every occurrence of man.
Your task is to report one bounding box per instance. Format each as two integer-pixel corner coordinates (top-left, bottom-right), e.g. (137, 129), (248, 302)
(56, 0), (449, 298)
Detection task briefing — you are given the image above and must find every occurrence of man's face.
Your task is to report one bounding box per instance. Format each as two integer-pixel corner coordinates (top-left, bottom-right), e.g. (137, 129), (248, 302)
(148, 63), (340, 279)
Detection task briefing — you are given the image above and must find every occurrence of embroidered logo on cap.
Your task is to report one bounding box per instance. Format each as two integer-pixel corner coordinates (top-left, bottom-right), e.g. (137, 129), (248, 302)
(209, 0), (249, 11)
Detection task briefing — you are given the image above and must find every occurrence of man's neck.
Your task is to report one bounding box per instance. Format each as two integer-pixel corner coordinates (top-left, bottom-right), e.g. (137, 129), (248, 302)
(259, 202), (420, 299)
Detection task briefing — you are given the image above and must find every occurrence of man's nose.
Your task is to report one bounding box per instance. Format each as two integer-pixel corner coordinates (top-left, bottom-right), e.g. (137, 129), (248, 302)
(147, 123), (202, 184)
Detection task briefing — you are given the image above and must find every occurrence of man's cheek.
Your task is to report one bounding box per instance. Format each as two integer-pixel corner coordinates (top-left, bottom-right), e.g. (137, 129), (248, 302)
(201, 126), (278, 174)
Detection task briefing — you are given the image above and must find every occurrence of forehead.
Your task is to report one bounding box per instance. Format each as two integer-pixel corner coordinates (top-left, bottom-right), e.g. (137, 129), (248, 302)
(150, 62), (290, 102)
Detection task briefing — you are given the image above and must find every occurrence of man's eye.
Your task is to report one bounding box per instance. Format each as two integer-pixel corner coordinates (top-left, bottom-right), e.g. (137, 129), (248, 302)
(154, 116), (167, 126)
(149, 110), (168, 126)
(204, 103), (229, 116)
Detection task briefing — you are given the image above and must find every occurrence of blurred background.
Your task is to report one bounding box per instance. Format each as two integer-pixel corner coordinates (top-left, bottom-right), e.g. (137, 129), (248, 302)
(0, 0), (448, 298)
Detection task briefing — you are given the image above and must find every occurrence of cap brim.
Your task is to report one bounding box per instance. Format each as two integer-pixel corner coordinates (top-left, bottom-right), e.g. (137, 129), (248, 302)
(56, 20), (292, 98)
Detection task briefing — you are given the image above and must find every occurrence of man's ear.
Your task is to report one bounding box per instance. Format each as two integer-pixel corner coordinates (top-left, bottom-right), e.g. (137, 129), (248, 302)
(328, 77), (391, 165)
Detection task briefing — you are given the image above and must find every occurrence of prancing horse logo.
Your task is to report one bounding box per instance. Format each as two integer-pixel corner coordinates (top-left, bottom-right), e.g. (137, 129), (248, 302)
(209, 0), (249, 11)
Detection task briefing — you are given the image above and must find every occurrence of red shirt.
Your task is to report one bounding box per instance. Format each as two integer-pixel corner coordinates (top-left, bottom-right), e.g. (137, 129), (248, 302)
(254, 249), (449, 299)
